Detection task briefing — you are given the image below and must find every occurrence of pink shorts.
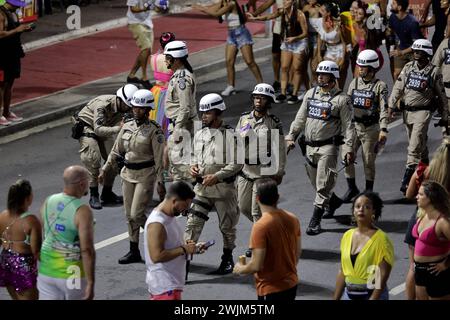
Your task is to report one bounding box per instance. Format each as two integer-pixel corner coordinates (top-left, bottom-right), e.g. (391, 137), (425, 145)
(150, 289), (182, 300)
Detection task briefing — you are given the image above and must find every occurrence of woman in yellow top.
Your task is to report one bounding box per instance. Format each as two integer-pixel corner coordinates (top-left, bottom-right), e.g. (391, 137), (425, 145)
(334, 191), (394, 300)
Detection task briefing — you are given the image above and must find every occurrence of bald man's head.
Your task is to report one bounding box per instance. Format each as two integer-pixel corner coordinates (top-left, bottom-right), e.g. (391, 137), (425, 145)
(63, 165), (89, 187)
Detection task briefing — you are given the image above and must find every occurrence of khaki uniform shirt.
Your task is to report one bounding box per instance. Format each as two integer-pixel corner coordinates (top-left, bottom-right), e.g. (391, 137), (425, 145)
(236, 110), (286, 179)
(347, 77), (389, 130)
(164, 68), (198, 131)
(286, 86), (355, 155)
(389, 61), (448, 120)
(78, 95), (123, 138)
(432, 38), (450, 93)
(103, 119), (165, 183)
(191, 122), (243, 198)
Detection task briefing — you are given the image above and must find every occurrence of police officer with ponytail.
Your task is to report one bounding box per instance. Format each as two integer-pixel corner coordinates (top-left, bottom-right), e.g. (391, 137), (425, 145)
(101, 89), (166, 264)
(388, 39), (448, 194)
(164, 40), (199, 183)
(286, 61), (355, 235)
(341, 50), (389, 202)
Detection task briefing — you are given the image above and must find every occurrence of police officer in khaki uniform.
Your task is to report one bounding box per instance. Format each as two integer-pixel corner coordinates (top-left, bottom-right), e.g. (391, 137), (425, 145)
(389, 39), (448, 194)
(236, 83), (286, 223)
(185, 93), (242, 275)
(341, 50), (389, 202)
(100, 89), (166, 264)
(432, 36), (450, 134)
(78, 84), (138, 210)
(286, 61), (355, 235)
(164, 40), (199, 183)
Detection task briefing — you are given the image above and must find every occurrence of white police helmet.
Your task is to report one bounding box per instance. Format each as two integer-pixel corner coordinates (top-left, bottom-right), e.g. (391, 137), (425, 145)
(130, 89), (155, 109)
(199, 93), (226, 112)
(251, 83), (276, 102)
(356, 49), (380, 69)
(411, 39), (433, 56)
(316, 60), (340, 78)
(163, 40), (188, 58)
(116, 84), (139, 107)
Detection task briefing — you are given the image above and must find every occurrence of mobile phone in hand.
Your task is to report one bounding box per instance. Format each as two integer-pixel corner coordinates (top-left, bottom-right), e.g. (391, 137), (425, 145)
(203, 239), (215, 249)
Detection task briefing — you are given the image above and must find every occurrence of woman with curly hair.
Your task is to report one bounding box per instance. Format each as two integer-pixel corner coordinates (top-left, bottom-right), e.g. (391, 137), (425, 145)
(334, 191), (394, 300)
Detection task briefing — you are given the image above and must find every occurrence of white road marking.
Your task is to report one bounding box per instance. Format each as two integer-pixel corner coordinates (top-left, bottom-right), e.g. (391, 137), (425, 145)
(94, 229), (144, 251)
(389, 283), (406, 296)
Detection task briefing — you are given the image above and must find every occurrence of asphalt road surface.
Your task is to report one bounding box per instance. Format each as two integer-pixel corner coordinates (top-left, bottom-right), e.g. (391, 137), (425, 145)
(0, 51), (444, 300)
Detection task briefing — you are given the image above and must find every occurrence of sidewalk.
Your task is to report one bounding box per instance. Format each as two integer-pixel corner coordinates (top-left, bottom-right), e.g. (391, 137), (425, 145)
(1, 3), (272, 137)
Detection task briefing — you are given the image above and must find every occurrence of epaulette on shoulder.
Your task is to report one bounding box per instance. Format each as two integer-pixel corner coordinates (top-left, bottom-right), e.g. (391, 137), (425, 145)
(269, 114), (281, 123)
(149, 119), (161, 128)
(223, 124), (234, 130)
(241, 111), (251, 116)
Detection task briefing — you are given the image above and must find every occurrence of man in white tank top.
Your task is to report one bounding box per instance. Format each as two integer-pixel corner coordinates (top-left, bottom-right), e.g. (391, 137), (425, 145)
(144, 181), (208, 300)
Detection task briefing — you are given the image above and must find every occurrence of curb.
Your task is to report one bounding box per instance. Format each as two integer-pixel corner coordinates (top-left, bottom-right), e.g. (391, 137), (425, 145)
(0, 42), (271, 138)
(23, 4), (192, 52)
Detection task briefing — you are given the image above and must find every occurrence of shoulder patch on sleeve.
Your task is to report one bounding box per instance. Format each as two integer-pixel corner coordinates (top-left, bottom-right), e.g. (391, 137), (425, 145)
(178, 77), (186, 90)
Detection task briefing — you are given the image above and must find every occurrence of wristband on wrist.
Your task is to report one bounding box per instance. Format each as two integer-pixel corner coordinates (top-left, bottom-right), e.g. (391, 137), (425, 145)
(180, 246), (187, 256)
(381, 128), (388, 133)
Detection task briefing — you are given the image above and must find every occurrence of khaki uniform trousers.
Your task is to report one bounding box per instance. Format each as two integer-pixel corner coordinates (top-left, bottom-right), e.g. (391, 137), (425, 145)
(237, 176), (262, 222)
(304, 144), (338, 209)
(344, 123), (379, 181)
(122, 176), (156, 243)
(79, 136), (116, 188)
(184, 193), (239, 250)
(403, 110), (431, 166)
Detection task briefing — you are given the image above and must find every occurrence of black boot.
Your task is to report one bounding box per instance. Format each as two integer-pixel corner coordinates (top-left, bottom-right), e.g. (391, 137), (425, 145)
(342, 178), (360, 203)
(101, 186), (123, 206)
(323, 193), (344, 219)
(118, 242), (142, 264)
(89, 187), (102, 210)
(400, 165), (417, 194)
(306, 207), (324, 235)
(365, 180), (374, 192)
(211, 249), (234, 275)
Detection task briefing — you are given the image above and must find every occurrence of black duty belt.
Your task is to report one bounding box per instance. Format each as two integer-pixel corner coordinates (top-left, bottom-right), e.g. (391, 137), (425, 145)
(405, 105), (431, 112)
(239, 171), (256, 182)
(444, 81), (450, 88)
(354, 115), (379, 127)
(81, 132), (99, 141)
(124, 159), (155, 170)
(305, 137), (334, 147)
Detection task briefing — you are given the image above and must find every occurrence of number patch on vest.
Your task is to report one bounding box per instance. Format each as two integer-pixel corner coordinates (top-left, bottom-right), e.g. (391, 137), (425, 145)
(444, 49), (450, 65)
(406, 72), (429, 92)
(307, 99), (332, 120)
(351, 89), (376, 110)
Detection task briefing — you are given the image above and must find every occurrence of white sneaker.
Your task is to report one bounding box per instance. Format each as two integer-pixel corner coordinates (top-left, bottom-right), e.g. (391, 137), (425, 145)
(297, 91), (306, 101)
(221, 85), (236, 96)
(0, 116), (11, 126)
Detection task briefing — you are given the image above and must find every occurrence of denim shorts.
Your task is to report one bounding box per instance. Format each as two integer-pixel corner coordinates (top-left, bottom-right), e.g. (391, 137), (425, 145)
(227, 25), (254, 49)
(280, 38), (308, 54)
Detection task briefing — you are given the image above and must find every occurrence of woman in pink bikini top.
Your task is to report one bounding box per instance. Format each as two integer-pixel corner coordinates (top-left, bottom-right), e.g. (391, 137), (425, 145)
(151, 32), (175, 88)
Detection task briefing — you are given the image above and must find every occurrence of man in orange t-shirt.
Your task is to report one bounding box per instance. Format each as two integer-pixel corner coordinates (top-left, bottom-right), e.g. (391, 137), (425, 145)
(233, 178), (301, 300)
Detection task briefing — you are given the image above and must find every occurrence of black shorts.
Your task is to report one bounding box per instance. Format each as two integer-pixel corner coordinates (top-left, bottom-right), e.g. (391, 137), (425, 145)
(414, 260), (450, 298)
(257, 284), (297, 301)
(272, 33), (281, 54)
(404, 209), (418, 247)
